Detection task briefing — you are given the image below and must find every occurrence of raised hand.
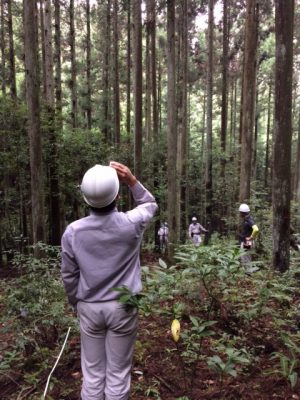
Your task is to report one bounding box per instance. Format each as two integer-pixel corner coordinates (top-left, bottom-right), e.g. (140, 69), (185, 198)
(110, 161), (137, 187)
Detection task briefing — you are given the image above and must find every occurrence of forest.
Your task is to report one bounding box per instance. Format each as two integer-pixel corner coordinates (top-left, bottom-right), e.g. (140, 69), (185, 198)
(1, 0), (300, 399)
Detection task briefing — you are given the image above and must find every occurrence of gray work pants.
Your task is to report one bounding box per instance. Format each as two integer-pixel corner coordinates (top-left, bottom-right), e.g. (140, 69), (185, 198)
(192, 234), (202, 246)
(240, 243), (253, 274)
(77, 300), (138, 400)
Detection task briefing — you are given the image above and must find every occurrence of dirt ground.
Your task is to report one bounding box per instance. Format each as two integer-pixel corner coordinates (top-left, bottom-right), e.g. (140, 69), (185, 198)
(32, 314), (300, 400)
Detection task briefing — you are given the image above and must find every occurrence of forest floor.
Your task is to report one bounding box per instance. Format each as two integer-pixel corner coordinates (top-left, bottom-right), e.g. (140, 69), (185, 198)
(1, 250), (300, 400)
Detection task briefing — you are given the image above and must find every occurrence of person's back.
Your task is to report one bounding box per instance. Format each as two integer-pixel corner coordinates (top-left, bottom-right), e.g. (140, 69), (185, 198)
(238, 203), (259, 267)
(61, 162), (157, 400)
(64, 198), (152, 303)
(157, 222), (168, 251)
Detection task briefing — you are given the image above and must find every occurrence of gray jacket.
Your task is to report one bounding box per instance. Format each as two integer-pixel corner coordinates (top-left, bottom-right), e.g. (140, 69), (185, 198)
(61, 181), (158, 306)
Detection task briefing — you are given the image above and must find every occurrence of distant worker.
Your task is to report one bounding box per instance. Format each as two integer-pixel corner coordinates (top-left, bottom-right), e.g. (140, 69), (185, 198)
(290, 226), (300, 252)
(157, 222), (168, 252)
(188, 217), (208, 246)
(238, 203), (259, 265)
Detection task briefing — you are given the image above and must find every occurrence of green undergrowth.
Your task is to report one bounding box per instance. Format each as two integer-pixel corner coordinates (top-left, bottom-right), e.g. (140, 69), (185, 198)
(131, 241), (300, 398)
(0, 243), (78, 400)
(0, 241), (300, 399)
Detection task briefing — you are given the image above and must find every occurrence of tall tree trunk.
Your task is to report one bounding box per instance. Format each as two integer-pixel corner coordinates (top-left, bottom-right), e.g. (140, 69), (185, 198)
(145, 2), (151, 143)
(264, 79), (272, 188)
(272, 0), (294, 272)
(113, 0), (120, 145)
(102, 0), (111, 142)
(126, 0), (131, 137)
(205, 0), (214, 231)
(176, 0), (188, 242)
(147, 0), (160, 246)
(220, 0), (228, 179)
(7, 0), (16, 99)
(201, 94), (206, 187)
(44, 0), (61, 245)
(167, 0), (177, 256)
(252, 86), (259, 180)
(54, 0), (62, 121)
(230, 77), (238, 155)
(132, 0), (142, 179)
(24, 0), (45, 251)
(53, 0), (64, 244)
(158, 57), (162, 135)
(70, 0), (77, 129)
(1, 0), (6, 95)
(44, 0), (54, 106)
(86, 0), (92, 129)
(239, 0), (259, 202)
(294, 113), (300, 201)
(150, 0), (158, 140)
(39, 0), (47, 97)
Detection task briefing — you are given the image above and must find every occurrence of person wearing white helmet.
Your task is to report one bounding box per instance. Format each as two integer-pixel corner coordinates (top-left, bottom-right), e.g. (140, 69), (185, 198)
(61, 161), (157, 400)
(188, 216), (208, 246)
(238, 203), (259, 264)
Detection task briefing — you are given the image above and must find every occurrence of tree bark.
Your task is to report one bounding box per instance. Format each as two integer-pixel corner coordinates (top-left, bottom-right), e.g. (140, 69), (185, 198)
(86, 0), (92, 129)
(44, 0), (61, 245)
(70, 0), (78, 129)
(205, 0), (214, 230)
(272, 0), (294, 272)
(167, 0), (178, 256)
(44, 0), (54, 106)
(113, 0), (120, 145)
(53, 0), (65, 247)
(1, 0), (6, 95)
(264, 79), (272, 188)
(54, 0), (62, 120)
(239, 0), (259, 202)
(126, 0), (131, 137)
(24, 0), (45, 250)
(132, 0), (142, 179)
(102, 0), (111, 142)
(252, 86), (259, 181)
(145, 2), (151, 142)
(294, 113), (300, 201)
(39, 0), (47, 97)
(176, 0), (188, 242)
(7, 0), (17, 99)
(220, 0), (228, 180)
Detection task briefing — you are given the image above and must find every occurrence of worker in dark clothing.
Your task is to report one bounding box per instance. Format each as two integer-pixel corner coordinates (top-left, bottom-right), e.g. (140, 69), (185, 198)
(239, 203), (259, 265)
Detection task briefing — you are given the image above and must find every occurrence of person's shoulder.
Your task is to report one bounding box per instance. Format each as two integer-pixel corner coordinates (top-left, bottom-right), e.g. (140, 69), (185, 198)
(246, 215), (255, 225)
(65, 216), (91, 231)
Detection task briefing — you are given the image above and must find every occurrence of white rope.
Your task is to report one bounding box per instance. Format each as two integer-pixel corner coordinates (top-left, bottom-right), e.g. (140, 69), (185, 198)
(43, 327), (71, 399)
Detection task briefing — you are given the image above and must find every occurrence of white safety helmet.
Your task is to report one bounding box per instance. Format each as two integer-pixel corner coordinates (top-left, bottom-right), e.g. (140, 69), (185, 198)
(239, 203), (250, 213)
(192, 217), (197, 222)
(80, 165), (119, 208)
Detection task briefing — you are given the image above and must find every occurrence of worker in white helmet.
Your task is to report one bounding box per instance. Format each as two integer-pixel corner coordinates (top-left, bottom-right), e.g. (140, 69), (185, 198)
(238, 203), (259, 265)
(188, 216), (208, 246)
(61, 162), (157, 400)
(157, 222), (168, 252)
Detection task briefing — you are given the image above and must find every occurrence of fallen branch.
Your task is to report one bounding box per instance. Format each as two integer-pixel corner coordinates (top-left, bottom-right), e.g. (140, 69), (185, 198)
(153, 373), (175, 393)
(16, 385), (36, 400)
(0, 370), (21, 386)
